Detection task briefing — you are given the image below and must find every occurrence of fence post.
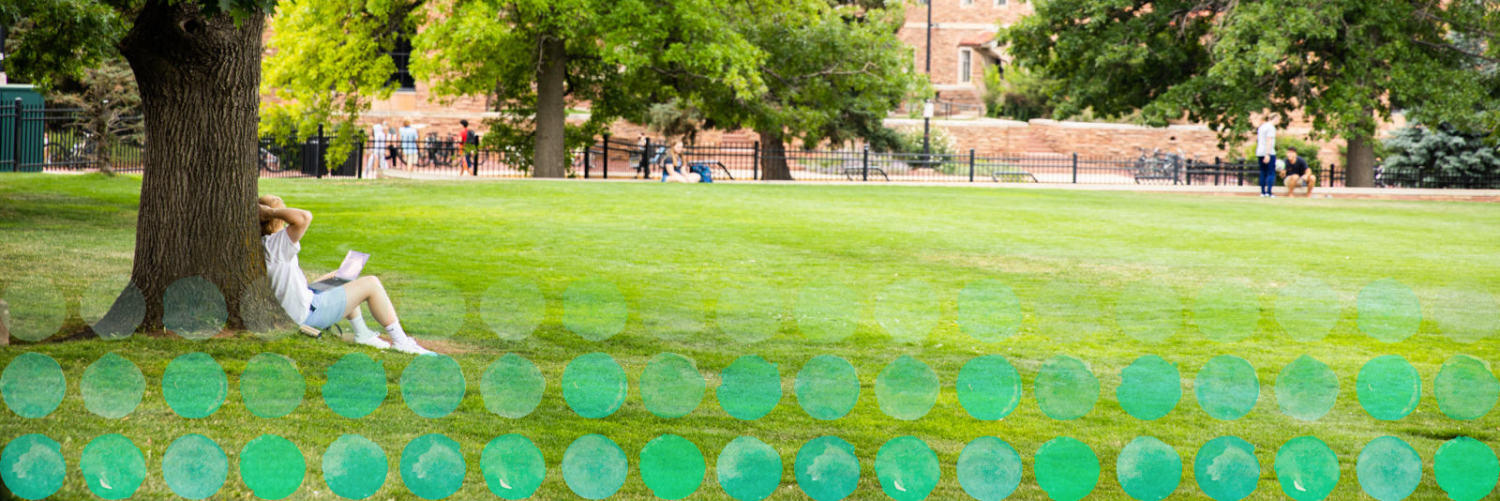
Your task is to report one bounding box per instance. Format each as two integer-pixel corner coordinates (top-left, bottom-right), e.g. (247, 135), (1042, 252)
(861, 145), (869, 182)
(968, 149), (976, 182)
(641, 137), (651, 179)
(1071, 153), (1078, 184)
(752, 141), (759, 181)
(316, 124), (325, 179)
(357, 140), (364, 179)
(1214, 157), (1221, 186)
(10, 99), (21, 172)
(583, 144), (591, 179)
(602, 133), (610, 179)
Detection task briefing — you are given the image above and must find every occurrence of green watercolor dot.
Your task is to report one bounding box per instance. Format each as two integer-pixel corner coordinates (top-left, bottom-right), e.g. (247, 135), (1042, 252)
(1034, 437), (1100, 501)
(163, 275), (227, 340)
(956, 355), (1021, 421)
(322, 434), (388, 500)
(1434, 436), (1498, 501)
(481, 354), (544, 419)
(2, 276), (65, 341)
(242, 276), (293, 340)
(796, 279), (860, 343)
(563, 434), (627, 500)
(563, 277), (628, 342)
(82, 275), (144, 340)
(162, 352), (227, 419)
(876, 355), (939, 421)
(1432, 282), (1500, 344)
(79, 434), (146, 500)
(1195, 436), (1259, 501)
(1116, 436), (1182, 501)
(1, 434), (64, 500)
(81, 353), (144, 419)
(796, 436), (859, 501)
(481, 276), (545, 341)
(1194, 278), (1259, 343)
(1357, 355), (1420, 421)
(481, 434), (545, 500)
(717, 355), (781, 421)
(400, 433), (465, 500)
(562, 353), (627, 419)
(641, 353), (705, 419)
(1275, 355), (1339, 421)
(957, 279), (1023, 343)
(241, 353), (305, 418)
(956, 437), (1021, 501)
(1037, 280), (1110, 343)
(718, 436), (783, 501)
(874, 279), (940, 344)
(1435, 354), (1499, 421)
(718, 283), (783, 344)
(1274, 436), (1339, 501)
(640, 434), (706, 500)
(162, 434), (227, 500)
(1358, 279), (1421, 343)
(1117, 355), (1181, 421)
(875, 436), (939, 501)
(1275, 278), (1340, 342)
(1035, 354), (1099, 421)
(1, 352), (64, 419)
(1195, 355), (1259, 421)
(795, 355), (860, 421)
(389, 278), (465, 339)
(239, 434), (305, 501)
(1357, 436), (1422, 501)
(400, 354), (465, 419)
(1115, 280), (1183, 343)
(323, 353), (387, 419)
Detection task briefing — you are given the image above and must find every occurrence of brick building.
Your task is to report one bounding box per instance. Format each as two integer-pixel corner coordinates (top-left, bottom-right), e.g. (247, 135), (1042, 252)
(896, 0), (1031, 114)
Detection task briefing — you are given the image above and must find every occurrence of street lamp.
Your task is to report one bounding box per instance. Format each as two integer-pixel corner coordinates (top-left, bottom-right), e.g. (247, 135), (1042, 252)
(923, 0), (932, 158)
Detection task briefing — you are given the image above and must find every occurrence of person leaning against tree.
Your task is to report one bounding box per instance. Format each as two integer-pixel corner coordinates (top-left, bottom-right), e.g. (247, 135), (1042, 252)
(1256, 120), (1277, 197)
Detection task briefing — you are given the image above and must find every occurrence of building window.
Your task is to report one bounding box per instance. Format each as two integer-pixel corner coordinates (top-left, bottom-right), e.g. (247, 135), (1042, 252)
(386, 36), (416, 91)
(959, 49), (973, 83)
(995, 0), (1007, 6)
(961, 0), (973, 5)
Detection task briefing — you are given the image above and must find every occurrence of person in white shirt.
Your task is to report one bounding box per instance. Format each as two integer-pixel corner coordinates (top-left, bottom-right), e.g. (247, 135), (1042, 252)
(364, 122), (387, 178)
(258, 195), (432, 354)
(1255, 120), (1277, 197)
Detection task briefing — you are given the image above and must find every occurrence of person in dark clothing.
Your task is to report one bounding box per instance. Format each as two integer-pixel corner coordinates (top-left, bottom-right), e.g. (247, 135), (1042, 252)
(459, 119), (479, 176)
(1280, 149), (1316, 197)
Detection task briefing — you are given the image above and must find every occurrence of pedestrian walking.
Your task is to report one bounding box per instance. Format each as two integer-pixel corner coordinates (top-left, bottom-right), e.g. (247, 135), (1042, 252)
(1256, 119), (1277, 197)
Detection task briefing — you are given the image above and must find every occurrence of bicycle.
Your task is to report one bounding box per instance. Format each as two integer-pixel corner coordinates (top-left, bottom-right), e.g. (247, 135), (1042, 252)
(422, 133), (455, 168)
(45, 134), (97, 168)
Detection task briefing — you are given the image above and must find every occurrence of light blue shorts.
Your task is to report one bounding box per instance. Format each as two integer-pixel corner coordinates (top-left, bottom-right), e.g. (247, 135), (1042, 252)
(303, 286), (348, 330)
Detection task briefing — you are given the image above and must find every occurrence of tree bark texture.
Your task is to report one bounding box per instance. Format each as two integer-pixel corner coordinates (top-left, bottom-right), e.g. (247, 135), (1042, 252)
(757, 129), (793, 181)
(1345, 134), (1376, 188)
(533, 36), (568, 178)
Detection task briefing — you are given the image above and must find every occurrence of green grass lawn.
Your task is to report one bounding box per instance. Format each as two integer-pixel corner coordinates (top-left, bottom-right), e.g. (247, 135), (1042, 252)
(2, 173), (1499, 500)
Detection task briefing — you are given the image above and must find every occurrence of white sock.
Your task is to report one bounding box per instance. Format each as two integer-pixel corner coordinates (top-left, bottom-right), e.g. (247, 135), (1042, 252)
(349, 314), (379, 340)
(384, 322), (413, 343)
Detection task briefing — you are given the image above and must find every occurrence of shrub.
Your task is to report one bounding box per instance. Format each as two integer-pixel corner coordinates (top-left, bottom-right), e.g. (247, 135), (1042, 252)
(1238, 135), (1324, 185)
(1381, 123), (1500, 188)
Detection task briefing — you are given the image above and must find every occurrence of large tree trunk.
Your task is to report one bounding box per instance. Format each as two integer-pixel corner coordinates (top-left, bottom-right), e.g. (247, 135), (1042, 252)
(116, 0), (274, 332)
(757, 129), (793, 181)
(533, 36), (568, 178)
(1345, 134), (1376, 188)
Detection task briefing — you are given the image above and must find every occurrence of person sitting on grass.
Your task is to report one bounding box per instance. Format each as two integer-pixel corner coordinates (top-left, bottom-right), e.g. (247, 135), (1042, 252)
(1280, 149), (1316, 198)
(258, 195), (432, 355)
(662, 140), (702, 183)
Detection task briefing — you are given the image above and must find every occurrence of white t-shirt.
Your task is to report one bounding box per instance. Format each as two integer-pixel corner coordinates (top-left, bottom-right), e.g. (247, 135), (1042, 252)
(263, 229), (312, 323)
(1255, 122), (1277, 157)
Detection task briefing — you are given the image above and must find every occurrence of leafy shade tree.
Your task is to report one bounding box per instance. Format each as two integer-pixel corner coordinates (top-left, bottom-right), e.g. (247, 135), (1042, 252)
(982, 65), (1055, 121)
(51, 59), (143, 176)
(1382, 123), (1500, 189)
(1001, 0), (1496, 187)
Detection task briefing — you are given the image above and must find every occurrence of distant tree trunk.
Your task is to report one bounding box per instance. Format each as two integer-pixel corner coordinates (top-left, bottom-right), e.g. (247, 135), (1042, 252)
(757, 129), (792, 180)
(533, 36), (568, 178)
(1345, 133), (1376, 188)
(116, 0), (276, 332)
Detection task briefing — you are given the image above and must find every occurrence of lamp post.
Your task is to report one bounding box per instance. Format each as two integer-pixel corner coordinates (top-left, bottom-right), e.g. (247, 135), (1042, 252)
(923, 0), (932, 157)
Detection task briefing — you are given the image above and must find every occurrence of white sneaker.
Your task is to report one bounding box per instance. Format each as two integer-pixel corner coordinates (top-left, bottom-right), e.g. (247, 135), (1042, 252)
(354, 335), (390, 350)
(392, 337), (434, 355)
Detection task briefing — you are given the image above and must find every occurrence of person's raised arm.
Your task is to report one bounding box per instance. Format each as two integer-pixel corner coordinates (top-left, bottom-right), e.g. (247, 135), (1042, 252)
(265, 205), (312, 243)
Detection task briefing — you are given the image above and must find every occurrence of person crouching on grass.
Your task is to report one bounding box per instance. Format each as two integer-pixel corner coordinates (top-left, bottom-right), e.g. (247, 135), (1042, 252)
(258, 195), (433, 355)
(1281, 149), (1316, 198)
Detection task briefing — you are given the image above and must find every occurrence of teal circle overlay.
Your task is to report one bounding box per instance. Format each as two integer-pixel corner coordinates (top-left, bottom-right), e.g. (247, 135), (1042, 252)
(875, 436), (940, 501)
(241, 353), (305, 418)
(1432, 282), (1500, 344)
(956, 355), (1021, 421)
(641, 353), (706, 419)
(1357, 355), (1421, 421)
(1275, 278), (1341, 342)
(1114, 280), (1183, 343)
(563, 277), (628, 342)
(323, 434), (388, 500)
(956, 437), (1022, 501)
(796, 279), (860, 343)
(79, 434), (146, 500)
(162, 434), (228, 500)
(717, 283), (783, 344)
(481, 354), (545, 419)
(1117, 355), (1181, 421)
(874, 279), (940, 343)
(162, 352), (227, 419)
(1116, 436), (1182, 501)
(82, 274), (145, 340)
(796, 436), (859, 501)
(2, 276), (65, 341)
(1, 434), (65, 500)
(1035, 354), (1099, 421)
(718, 436), (783, 501)
(876, 355), (939, 421)
(1434, 436), (1498, 501)
(1034, 437), (1100, 501)
(401, 354), (465, 419)
(389, 279), (465, 339)
(640, 434), (706, 500)
(1195, 436), (1260, 501)
(718, 355), (781, 421)
(240, 434), (306, 501)
(480, 276), (546, 341)
(1194, 278), (1259, 343)
(1358, 278), (1421, 343)
(1195, 355), (1259, 421)
(1037, 280), (1110, 343)
(81, 353), (144, 419)
(1275, 436), (1340, 501)
(1357, 436), (1422, 501)
(1, 352), (64, 419)
(323, 353), (387, 419)
(163, 275), (228, 340)
(562, 352), (627, 419)
(957, 279), (1023, 343)
(1275, 355), (1339, 421)
(1435, 354), (1499, 421)
(563, 434), (627, 500)
(481, 434), (546, 500)
(400, 433), (465, 500)
(795, 355), (860, 421)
